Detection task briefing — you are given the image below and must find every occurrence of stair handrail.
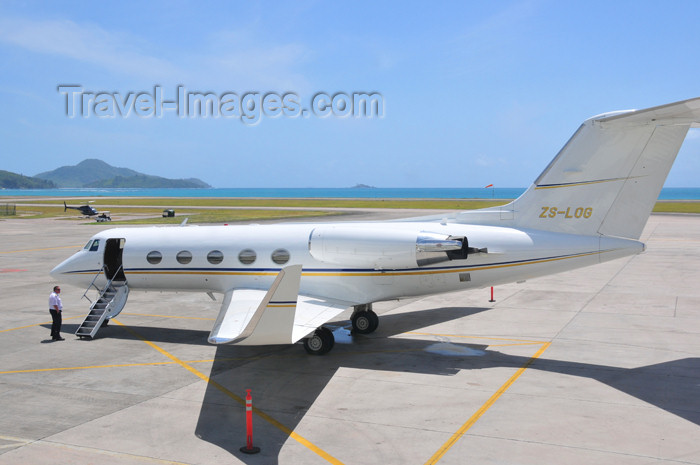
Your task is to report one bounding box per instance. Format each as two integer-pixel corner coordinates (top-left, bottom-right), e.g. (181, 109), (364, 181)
(105, 263), (126, 287)
(81, 264), (127, 304)
(81, 268), (104, 304)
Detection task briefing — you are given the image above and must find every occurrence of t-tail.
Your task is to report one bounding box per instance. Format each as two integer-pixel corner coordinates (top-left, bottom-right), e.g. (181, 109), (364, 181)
(458, 97), (700, 239)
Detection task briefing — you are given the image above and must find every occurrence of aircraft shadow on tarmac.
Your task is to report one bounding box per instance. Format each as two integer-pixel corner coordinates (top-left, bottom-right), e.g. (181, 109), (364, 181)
(44, 308), (700, 463)
(187, 307), (700, 464)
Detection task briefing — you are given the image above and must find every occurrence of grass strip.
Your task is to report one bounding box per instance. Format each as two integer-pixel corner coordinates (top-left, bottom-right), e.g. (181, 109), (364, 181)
(9, 198), (700, 216)
(652, 201), (700, 214)
(113, 210), (341, 224)
(13, 198), (507, 210)
(10, 206), (340, 222)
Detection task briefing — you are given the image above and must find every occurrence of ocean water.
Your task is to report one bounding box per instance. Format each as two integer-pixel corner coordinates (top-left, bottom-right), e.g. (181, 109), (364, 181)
(1, 187), (699, 200)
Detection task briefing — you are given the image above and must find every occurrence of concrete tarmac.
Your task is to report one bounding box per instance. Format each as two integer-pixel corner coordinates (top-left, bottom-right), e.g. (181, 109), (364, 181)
(1, 213), (699, 465)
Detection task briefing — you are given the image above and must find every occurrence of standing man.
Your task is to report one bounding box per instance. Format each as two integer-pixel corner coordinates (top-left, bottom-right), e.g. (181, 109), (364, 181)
(49, 286), (65, 341)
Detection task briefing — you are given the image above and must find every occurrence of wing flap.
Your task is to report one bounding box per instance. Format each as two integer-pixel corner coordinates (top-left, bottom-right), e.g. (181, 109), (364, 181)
(291, 296), (352, 342)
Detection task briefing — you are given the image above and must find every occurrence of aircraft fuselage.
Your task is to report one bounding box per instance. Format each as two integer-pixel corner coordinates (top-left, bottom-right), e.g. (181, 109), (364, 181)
(51, 221), (642, 305)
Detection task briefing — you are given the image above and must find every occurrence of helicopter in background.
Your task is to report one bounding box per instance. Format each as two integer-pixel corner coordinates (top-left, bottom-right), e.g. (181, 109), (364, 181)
(63, 201), (111, 222)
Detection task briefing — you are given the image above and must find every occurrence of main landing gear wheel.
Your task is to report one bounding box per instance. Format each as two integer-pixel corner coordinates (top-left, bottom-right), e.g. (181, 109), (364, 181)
(351, 309), (379, 334)
(303, 327), (335, 355)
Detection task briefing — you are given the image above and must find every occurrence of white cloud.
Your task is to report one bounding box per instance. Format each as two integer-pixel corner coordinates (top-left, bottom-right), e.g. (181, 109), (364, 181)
(0, 16), (182, 79)
(0, 15), (314, 91)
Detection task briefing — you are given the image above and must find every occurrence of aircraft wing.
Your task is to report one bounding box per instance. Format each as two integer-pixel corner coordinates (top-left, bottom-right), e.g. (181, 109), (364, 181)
(291, 295), (352, 342)
(208, 265), (351, 346)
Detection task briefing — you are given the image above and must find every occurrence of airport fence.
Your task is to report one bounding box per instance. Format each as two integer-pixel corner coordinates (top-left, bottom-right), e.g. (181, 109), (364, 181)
(0, 204), (16, 216)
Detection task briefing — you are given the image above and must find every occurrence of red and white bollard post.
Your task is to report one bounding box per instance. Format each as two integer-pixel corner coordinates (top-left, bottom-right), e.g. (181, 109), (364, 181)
(489, 286), (496, 303)
(240, 389), (260, 454)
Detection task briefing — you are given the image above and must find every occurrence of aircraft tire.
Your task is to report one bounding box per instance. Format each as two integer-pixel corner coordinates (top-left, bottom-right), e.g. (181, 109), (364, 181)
(351, 310), (379, 334)
(303, 327), (334, 355)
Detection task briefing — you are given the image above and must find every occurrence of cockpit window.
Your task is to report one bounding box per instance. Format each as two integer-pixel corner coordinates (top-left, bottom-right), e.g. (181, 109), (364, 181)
(84, 240), (93, 250)
(89, 239), (100, 252)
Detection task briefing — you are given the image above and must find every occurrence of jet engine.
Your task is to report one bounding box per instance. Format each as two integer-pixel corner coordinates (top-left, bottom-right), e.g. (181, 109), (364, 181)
(308, 226), (471, 269)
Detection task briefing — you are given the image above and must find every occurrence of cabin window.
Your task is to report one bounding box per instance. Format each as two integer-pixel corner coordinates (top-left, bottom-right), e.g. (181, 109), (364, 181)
(146, 251), (162, 264)
(89, 239), (100, 252)
(271, 248), (290, 265)
(207, 250), (224, 265)
(238, 249), (256, 265)
(176, 250), (193, 264)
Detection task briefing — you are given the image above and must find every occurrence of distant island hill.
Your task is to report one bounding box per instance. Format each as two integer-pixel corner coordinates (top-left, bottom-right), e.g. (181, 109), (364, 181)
(0, 159), (381, 190)
(1, 159), (211, 189)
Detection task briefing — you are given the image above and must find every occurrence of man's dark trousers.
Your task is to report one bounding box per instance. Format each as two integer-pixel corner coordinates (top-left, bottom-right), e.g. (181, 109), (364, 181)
(50, 309), (62, 338)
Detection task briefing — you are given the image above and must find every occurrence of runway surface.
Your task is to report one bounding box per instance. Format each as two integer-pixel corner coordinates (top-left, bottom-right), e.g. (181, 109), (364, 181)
(1, 213), (699, 465)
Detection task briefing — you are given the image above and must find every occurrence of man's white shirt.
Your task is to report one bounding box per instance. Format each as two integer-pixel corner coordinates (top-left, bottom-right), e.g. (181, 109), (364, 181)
(49, 292), (62, 311)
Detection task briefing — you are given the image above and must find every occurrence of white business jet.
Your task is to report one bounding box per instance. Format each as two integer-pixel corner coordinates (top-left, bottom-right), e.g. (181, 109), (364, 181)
(51, 97), (700, 354)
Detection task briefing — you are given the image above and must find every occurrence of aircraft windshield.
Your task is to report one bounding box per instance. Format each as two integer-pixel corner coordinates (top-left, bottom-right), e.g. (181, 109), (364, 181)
(83, 240), (92, 250)
(89, 239), (100, 252)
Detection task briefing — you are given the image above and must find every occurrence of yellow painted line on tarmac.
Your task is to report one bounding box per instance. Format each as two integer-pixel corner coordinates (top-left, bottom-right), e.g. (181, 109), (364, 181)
(406, 331), (548, 345)
(0, 315), (83, 333)
(0, 311), (212, 335)
(0, 434), (35, 442)
(485, 341), (547, 347)
(0, 434), (189, 464)
(121, 312), (215, 321)
(0, 358), (268, 376)
(424, 341), (551, 465)
(0, 361), (179, 375)
(0, 245), (82, 254)
(113, 319), (345, 465)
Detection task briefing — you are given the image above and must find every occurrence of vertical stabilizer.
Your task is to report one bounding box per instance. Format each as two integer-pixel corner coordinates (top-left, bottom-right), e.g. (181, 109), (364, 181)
(462, 97), (700, 239)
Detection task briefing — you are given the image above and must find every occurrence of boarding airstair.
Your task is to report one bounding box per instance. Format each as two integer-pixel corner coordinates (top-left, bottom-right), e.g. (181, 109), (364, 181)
(76, 266), (129, 339)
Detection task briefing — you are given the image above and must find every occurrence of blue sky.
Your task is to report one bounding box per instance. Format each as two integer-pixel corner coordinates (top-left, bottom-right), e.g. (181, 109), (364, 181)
(1, 0), (699, 188)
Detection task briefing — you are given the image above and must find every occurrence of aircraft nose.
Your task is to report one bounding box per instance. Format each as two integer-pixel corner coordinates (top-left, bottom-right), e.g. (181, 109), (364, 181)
(50, 260), (67, 280)
(51, 254), (78, 280)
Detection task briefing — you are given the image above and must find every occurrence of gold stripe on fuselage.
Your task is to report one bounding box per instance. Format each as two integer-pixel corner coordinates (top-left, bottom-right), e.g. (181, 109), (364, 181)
(70, 249), (609, 279)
